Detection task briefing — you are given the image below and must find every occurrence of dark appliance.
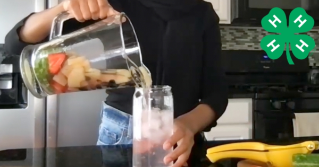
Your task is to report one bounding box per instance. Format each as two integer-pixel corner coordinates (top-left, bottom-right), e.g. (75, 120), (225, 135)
(308, 63), (319, 84)
(232, 0), (319, 26)
(223, 50), (319, 140)
(0, 149), (27, 161)
(0, 48), (27, 109)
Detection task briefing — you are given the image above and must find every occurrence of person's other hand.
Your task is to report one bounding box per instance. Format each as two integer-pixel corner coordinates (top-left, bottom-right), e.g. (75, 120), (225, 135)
(162, 117), (195, 167)
(62, 0), (119, 22)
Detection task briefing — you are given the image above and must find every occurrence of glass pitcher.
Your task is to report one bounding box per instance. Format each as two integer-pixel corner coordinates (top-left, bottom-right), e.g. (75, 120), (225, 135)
(133, 85), (174, 167)
(20, 12), (151, 98)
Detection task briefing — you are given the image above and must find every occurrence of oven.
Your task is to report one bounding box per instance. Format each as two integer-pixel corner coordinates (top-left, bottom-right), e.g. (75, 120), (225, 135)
(233, 0), (319, 25)
(222, 50), (319, 141)
(253, 92), (319, 140)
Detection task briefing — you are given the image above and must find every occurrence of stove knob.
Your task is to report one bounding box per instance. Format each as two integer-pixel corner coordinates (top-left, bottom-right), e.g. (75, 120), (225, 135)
(272, 101), (281, 109)
(287, 101), (296, 109)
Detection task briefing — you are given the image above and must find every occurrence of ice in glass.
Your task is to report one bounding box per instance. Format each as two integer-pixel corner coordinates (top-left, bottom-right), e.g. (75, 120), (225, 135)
(133, 85), (174, 167)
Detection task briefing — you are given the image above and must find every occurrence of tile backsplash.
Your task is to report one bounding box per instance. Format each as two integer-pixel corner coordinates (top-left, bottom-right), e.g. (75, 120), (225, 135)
(220, 26), (319, 51)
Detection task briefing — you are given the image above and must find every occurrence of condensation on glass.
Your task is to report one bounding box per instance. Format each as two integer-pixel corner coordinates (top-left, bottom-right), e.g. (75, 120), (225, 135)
(133, 85), (174, 167)
(20, 12), (151, 98)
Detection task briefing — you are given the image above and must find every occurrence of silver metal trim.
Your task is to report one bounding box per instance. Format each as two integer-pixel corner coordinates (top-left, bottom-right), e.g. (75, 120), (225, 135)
(0, 64), (13, 75)
(47, 0), (59, 8)
(33, 96), (46, 149)
(34, 0), (45, 12)
(0, 73), (12, 89)
(46, 95), (58, 148)
(46, 2), (59, 167)
(45, 85), (58, 167)
(33, 0), (46, 165)
(0, 80), (12, 89)
(33, 0), (46, 149)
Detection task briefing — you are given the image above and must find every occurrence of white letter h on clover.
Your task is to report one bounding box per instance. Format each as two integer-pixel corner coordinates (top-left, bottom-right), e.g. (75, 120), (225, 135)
(269, 15), (281, 28)
(296, 40), (309, 52)
(267, 39), (280, 52)
(294, 15), (307, 28)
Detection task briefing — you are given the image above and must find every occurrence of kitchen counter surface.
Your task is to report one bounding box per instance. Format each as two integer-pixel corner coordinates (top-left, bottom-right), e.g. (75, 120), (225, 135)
(0, 145), (219, 167)
(1, 137), (319, 167)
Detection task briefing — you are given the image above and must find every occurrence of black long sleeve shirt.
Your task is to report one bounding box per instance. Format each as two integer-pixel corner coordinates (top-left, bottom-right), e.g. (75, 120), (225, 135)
(4, 0), (228, 132)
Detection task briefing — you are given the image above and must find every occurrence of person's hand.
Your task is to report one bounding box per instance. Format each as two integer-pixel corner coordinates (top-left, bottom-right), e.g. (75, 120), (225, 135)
(162, 117), (196, 167)
(62, 0), (119, 22)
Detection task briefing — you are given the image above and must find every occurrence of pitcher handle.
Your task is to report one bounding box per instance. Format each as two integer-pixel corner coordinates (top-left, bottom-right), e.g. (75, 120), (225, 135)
(49, 12), (72, 40)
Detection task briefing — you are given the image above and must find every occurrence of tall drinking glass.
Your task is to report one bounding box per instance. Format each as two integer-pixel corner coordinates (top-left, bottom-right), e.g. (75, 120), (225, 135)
(133, 85), (174, 167)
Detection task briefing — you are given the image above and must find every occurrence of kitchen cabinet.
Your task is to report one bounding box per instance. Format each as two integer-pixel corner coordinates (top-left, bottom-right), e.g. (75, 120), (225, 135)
(205, 0), (233, 24)
(204, 99), (253, 141)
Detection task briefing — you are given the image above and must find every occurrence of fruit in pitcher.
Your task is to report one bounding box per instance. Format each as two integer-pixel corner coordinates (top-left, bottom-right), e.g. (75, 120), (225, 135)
(48, 53), (67, 75)
(100, 69), (131, 84)
(34, 49), (151, 94)
(50, 80), (67, 94)
(52, 72), (67, 86)
(68, 67), (86, 88)
(85, 69), (101, 80)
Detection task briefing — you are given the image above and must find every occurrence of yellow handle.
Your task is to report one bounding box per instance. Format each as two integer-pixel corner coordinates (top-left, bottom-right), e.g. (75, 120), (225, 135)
(266, 141), (319, 151)
(207, 142), (268, 154)
(206, 141), (319, 167)
(207, 150), (268, 163)
(207, 141), (319, 154)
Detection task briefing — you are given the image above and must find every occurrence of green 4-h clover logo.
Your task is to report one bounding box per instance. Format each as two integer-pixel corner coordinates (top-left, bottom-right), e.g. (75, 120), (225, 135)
(260, 7), (316, 65)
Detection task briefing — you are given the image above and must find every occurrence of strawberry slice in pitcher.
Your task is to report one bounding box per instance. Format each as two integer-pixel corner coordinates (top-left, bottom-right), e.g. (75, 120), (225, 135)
(50, 80), (67, 94)
(48, 53), (67, 75)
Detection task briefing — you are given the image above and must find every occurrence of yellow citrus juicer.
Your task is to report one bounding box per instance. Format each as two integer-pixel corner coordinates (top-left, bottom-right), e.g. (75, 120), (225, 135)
(206, 141), (319, 167)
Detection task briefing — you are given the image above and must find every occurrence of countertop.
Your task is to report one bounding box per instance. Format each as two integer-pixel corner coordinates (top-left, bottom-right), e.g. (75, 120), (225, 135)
(1, 137), (319, 167)
(0, 145), (220, 167)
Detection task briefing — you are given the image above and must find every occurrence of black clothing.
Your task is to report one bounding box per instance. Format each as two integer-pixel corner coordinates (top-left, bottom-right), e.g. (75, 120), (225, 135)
(137, 0), (200, 21)
(4, 0), (228, 131)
